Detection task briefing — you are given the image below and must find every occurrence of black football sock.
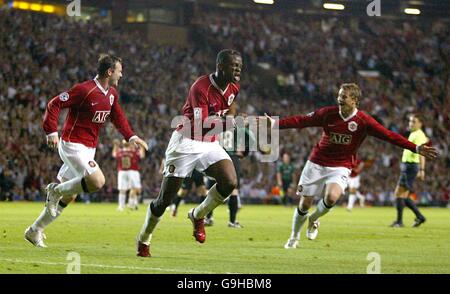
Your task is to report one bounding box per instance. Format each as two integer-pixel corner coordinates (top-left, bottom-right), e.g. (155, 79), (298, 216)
(396, 198), (405, 223)
(173, 196), (182, 209)
(228, 195), (238, 223)
(404, 198), (425, 220)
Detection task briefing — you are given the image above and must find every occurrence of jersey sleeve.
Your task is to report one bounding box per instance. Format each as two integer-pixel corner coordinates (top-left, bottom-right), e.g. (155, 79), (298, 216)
(277, 107), (328, 130)
(365, 113), (417, 153)
(42, 84), (86, 135)
(110, 93), (135, 141)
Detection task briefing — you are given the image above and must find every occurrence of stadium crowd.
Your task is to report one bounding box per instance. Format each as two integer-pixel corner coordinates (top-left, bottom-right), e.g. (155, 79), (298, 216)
(0, 7), (448, 207)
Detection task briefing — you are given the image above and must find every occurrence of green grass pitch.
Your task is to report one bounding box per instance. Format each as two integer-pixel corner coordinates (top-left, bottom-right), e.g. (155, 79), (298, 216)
(0, 202), (449, 274)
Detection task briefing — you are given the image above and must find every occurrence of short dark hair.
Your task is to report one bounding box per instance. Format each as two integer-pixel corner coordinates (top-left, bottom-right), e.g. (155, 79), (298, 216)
(216, 49), (241, 65)
(411, 113), (424, 124)
(97, 54), (122, 77)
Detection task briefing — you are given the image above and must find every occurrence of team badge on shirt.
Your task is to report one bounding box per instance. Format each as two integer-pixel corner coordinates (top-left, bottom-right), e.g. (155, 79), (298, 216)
(348, 121), (358, 132)
(227, 94), (235, 106)
(59, 92), (69, 101)
(109, 94), (114, 106)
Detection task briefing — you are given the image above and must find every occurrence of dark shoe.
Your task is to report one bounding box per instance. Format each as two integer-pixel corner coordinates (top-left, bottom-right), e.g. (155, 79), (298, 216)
(412, 217), (426, 228)
(390, 221), (404, 228)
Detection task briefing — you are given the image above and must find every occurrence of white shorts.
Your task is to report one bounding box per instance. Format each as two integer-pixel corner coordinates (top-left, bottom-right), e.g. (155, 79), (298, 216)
(57, 139), (98, 181)
(118, 170), (141, 190)
(163, 131), (231, 178)
(297, 160), (351, 197)
(348, 176), (360, 189)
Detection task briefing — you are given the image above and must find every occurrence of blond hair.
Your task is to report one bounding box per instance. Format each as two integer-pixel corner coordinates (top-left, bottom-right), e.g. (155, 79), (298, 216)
(340, 83), (362, 104)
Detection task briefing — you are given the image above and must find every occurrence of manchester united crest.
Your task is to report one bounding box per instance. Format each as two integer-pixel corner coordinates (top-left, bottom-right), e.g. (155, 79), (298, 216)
(109, 94), (114, 106)
(59, 92), (69, 101)
(348, 121), (358, 132)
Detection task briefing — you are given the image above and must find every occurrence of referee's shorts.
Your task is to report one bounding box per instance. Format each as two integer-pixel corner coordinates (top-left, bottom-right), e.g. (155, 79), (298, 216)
(397, 162), (419, 192)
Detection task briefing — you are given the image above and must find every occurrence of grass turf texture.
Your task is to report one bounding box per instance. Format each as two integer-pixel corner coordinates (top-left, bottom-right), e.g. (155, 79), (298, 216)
(0, 202), (449, 273)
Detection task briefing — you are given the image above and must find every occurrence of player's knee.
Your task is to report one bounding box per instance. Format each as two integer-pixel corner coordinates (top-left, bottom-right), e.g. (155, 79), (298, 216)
(88, 174), (105, 191)
(325, 192), (340, 206)
(220, 176), (237, 195)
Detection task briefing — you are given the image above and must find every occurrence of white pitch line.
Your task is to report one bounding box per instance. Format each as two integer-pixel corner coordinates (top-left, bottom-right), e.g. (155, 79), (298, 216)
(1, 258), (218, 274)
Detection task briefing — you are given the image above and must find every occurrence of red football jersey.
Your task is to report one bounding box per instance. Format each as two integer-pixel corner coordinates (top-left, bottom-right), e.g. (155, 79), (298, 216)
(116, 148), (140, 171)
(43, 78), (134, 148)
(176, 74), (240, 142)
(278, 106), (417, 169)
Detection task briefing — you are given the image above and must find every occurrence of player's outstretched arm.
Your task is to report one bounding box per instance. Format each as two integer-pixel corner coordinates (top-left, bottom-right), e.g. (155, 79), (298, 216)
(417, 144), (438, 160)
(366, 114), (438, 160)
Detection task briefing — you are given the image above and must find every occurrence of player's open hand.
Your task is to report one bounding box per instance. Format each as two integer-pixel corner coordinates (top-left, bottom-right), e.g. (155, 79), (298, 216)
(418, 144), (438, 159)
(130, 136), (148, 151)
(46, 134), (59, 150)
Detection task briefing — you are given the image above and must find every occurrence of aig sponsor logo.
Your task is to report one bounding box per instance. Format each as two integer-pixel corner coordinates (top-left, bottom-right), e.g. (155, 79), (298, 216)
(92, 111), (110, 123)
(329, 132), (352, 145)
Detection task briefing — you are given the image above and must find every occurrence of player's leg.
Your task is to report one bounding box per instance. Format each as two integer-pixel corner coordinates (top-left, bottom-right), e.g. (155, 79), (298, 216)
(172, 177), (192, 217)
(392, 185), (408, 227)
(285, 161), (322, 248)
(228, 155), (242, 228)
(282, 181), (292, 206)
(285, 195), (314, 249)
(25, 175), (77, 247)
(132, 188), (142, 209)
(188, 152), (236, 243)
(137, 176), (184, 255)
(391, 163), (412, 227)
(307, 166), (349, 240)
(347, 187), (357, 211)
(117, 170), (127, 211)
(137, 132), (196, 256)
(401, 164), (426, 227)
(356, 190), (365, 207)
(173, 187), (189, 217)
(128, 189), (138, 210)
(117, 189), (127, 211)
(132, 171), (142, 209)
(195, 176), (214, 225)
(193, 159), (236, 220)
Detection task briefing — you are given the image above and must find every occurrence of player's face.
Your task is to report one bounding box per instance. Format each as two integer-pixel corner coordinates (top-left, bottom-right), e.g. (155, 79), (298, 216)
(408, 116), (422, 131)
(221, 55), (243, 83)
(337, 88), (357, 109)
(109, 62), (123, 87)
